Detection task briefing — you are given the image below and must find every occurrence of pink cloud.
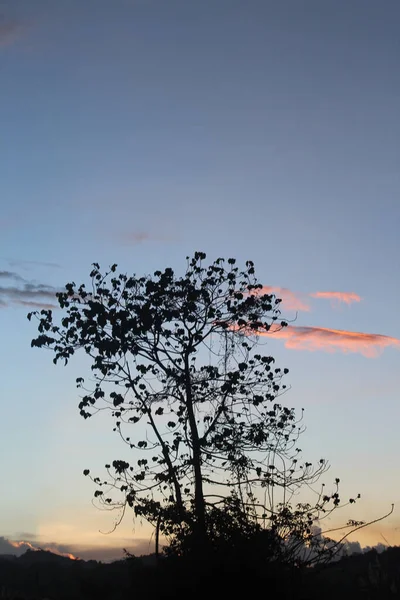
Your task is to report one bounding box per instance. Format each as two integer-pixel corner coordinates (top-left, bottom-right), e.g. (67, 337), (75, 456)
(264, 324), (400, 358)
(245, 286), (362, 313)
(310, 291), (362, 306)
(118, 230), (174, 245)
(257, 286), (310, 312)
(123, 231), (152, 243)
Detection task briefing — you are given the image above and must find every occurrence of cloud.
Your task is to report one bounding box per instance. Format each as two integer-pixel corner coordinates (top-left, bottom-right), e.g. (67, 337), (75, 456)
(253, 286), (362, 312)
(15, 532), (38, 540)
(4, 258), (62, 270)
(265, 324), (400, 358)
(255, 286), (310, 312)
(13, 300), (59, 310)
(0, 533), (392, 563)
(0, 20), (23, 47)
(123, 231), (152, 244)
(0, 271), (25, 282)
(119, 230), (174, 245)
(310, 291), (362, 306)
(0, 536), (19, 555)
(0, 535), (152, 562)
(1, 537), (77, 560)
(0, 271), (58, 309)
(341, 540), (363, 555)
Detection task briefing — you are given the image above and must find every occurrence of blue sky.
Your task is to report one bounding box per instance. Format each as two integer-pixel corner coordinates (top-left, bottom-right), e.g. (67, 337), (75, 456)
(0, 0), (399, 560)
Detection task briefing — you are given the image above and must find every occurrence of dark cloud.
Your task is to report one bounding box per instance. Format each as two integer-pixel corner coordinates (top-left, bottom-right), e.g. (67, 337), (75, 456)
(362, 542), (387, 554)
(0, 271), (58, 309)
(0, 536), (35, 556)
(0, 271), (22, 279)
(342, 540), (363, 555)
(333, 540), (387, 560)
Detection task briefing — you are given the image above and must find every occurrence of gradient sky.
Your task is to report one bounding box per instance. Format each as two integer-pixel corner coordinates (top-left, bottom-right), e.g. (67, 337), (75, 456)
(0, 0), (399, 560)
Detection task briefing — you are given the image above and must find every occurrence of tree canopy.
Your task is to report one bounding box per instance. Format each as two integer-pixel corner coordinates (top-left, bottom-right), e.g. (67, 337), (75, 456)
(29, 252), (366, 563)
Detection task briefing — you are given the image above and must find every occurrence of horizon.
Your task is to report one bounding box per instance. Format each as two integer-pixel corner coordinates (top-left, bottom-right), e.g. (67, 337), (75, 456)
(0, 533), (393, 564)
(1, 0), (399, 562)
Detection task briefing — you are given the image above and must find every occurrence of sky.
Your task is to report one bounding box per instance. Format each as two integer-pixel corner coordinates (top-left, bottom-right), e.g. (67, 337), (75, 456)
(0, 0), (399, 561)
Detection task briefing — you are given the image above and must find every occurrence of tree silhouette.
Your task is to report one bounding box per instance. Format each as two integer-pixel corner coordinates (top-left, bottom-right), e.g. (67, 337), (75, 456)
(28, 252), (366, 562)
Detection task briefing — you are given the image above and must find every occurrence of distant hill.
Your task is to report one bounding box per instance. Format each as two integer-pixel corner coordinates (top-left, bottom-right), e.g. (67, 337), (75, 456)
(18, 549), (77, 565)
(0, 554), (16, 561)
(1, 546), (400, 599)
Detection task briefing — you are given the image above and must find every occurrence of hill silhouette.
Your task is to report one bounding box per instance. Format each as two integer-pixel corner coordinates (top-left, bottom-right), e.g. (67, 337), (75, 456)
(1, 546), (400, 599)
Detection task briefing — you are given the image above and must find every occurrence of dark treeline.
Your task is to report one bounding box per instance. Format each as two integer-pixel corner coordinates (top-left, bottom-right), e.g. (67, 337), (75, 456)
(1, 547), (400, 599)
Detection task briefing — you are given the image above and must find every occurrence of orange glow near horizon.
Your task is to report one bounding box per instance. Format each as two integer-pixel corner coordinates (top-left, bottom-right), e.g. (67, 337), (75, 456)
(9, 540), (37, 551)
(9, 539), (78, 560)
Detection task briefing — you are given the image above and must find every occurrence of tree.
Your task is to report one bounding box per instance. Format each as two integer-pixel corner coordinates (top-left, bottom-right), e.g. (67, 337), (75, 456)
(28, 252), (365, 562)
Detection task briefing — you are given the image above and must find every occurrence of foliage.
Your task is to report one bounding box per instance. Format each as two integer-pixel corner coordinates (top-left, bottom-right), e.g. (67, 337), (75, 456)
(28, 252), (365, 564)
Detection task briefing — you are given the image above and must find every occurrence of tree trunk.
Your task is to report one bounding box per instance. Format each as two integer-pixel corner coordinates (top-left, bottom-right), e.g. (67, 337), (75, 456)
(155, 510), (161, 560)
(184, 353), (207, 551)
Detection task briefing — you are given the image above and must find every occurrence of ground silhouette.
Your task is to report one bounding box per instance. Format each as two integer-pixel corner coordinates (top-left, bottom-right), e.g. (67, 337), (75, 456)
(1, 546), (400, 599)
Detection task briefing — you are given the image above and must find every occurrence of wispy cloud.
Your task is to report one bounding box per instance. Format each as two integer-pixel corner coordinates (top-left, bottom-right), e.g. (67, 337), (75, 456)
(15, 532), (39, 540)
(310, 291), (362, 306)
(123, 231), (152, 244)
(13, 299), (58, 310)
(265, 324), (400, 358)
(0, 20), (23, 47)
(4, 258), (62, 270)
(253, 285), (363, 313)
(0, 271), (58, 309)
(258, 286), (310, 312)
(119, 230), (174, 245)
(0, 270), (25, 282)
